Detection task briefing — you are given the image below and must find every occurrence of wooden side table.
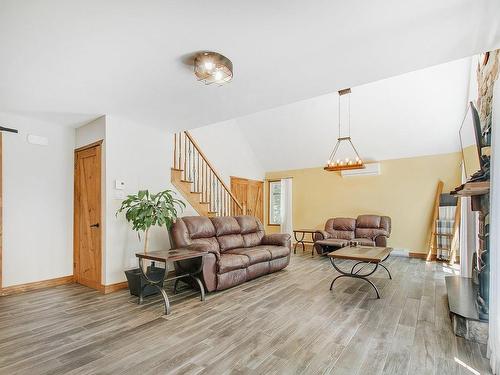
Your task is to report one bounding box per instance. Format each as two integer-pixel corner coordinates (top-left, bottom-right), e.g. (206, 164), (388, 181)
(135, 248), (207, 315)
(293, 229), (317, 257)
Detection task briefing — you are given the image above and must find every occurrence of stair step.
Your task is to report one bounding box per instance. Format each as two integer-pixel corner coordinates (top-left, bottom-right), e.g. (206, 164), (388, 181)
(171, 168), (184, 172)
(181, 179), (193, 183)
(200, 201), (210, 204)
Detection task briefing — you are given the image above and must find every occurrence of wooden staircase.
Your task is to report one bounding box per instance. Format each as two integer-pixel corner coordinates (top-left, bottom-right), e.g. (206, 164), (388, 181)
(171, 131), (245, 217)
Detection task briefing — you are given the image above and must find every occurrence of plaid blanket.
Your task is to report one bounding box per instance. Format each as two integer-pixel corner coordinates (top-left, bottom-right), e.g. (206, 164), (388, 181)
(436, 206), (456, 260)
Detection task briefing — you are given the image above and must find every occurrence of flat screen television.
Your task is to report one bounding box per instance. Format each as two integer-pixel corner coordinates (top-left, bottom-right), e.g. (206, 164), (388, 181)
(460, 101), (487, 178)
(470, 101), (486, 169)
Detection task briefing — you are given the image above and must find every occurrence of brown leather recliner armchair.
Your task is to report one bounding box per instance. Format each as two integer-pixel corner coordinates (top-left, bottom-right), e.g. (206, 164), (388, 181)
(314, 215), (391, 255)
(170, 215), (291, 292)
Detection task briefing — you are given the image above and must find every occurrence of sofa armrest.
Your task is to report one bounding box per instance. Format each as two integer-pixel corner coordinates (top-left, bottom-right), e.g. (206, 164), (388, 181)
(262, 233), (291, 248)
(313, 230), (331, 241)
(374, 234), (388, 247)
(185, 243), (220, 261)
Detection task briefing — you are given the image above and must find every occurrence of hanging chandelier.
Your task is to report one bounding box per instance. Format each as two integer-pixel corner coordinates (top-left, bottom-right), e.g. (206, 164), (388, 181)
(324, 88), (365, 172)
(194, 51), (233, 85)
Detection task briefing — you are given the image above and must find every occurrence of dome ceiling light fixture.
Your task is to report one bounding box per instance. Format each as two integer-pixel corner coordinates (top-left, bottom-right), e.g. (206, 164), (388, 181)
(324, 88), (365, 172)
(194, 51), (233, 85)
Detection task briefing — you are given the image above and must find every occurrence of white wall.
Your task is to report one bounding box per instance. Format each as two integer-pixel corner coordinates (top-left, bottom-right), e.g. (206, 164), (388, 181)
(103, 116), (196, 285)
(75, 115), (105, 148)
(1, 113), (74, 287)
(190, 119), (265, 183)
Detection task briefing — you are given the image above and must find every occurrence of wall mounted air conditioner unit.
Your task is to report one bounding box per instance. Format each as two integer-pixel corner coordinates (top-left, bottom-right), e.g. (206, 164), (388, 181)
(341, 162), (380, 177)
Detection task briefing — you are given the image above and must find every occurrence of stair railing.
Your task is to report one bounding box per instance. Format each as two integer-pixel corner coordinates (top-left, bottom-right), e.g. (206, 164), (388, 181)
(173, 131), (244, 216)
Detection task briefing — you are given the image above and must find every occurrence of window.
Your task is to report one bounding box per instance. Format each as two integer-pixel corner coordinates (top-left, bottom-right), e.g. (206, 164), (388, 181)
(268, 180), (281, 225)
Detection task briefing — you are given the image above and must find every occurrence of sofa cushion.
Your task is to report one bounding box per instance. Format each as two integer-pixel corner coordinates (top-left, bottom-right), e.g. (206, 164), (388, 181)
(211, 216), (241, 236)
(265, 245), (290, 260)
(356, 215), (381, 229)
(227, 247), (271, 265)
(218, 253), (249, 273)
(247, 262), (271, 280)
(331, 230), (354, 240)
(217, 234), (245, 252)
(329, 218), (356, 231)
(234, 216), (265, 247)
(353, 238), (376, 246)
(182, 216), (216, 239)
(325, 218), (355, 240)
(234, 216), (259, 234)
(242, 231), (264, 247)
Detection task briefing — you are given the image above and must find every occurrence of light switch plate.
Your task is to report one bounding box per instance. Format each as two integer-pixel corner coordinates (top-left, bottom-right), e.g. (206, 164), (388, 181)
(115, 180), (125, 190)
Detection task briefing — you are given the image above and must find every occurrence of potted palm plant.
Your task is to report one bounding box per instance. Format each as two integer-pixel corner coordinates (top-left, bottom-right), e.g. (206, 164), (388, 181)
(117, 189), (185, 297)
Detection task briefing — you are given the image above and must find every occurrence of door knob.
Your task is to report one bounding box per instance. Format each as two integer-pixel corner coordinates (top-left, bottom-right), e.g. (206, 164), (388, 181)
(90, 223), (100, 228)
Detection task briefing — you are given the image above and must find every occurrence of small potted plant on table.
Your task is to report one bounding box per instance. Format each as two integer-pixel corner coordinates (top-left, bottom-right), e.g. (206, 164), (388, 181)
(117, 189), (185, 297)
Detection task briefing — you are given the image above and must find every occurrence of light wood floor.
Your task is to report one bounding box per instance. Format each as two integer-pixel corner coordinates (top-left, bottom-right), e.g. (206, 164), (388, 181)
(0, 253), (493, 375)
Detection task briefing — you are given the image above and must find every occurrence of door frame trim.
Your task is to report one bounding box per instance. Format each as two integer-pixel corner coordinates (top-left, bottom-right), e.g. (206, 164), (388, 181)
(74, 141), (103, 290)
(75, 140), (103, 153)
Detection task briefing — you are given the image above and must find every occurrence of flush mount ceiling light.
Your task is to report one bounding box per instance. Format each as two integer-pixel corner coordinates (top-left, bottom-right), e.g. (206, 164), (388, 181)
(324, 88), (365, 172)
(194, 51), (233, 85)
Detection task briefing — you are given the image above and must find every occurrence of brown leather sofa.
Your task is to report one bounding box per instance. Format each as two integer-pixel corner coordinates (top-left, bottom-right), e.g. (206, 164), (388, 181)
(314, 215), (391, 255)
(170, 215), (291, 292)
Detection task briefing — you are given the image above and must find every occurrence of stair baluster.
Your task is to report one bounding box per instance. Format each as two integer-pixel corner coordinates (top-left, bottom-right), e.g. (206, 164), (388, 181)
(171, 131), (244, 217)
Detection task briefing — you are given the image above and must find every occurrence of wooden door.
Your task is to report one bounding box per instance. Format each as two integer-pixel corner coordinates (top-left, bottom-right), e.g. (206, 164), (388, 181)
(247, 180), (263, 221)
(231, 177), (248, 215)
(74, 142), (102, 290)
(230, 177), (264, 222)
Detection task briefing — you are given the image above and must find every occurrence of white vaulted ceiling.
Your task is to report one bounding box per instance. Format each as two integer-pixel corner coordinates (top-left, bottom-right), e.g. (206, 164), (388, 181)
(0, 0), (499, 130)
(233, 58), (477, 171)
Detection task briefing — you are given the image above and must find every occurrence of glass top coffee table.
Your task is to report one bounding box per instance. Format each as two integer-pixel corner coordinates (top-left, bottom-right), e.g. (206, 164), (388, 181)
(327, 246), (393, 299)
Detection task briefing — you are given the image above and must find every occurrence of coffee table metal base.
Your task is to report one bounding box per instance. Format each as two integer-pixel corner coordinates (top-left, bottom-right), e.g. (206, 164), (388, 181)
(329, 254), (391, 299)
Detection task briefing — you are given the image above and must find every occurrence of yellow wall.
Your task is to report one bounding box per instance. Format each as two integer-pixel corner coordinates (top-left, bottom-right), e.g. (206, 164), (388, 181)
(265, 152), (462, 254)
(462, 144), (481, 178)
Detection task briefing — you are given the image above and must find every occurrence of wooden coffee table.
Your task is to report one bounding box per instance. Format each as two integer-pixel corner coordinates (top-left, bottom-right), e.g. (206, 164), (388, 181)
(327, 246), (393, 299)
(135, 248), (207, 315)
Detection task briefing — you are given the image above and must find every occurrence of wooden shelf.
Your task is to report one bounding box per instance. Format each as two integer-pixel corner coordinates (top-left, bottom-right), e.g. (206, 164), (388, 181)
(452, 181), (490, 197)
(324, 164), (365, 172)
